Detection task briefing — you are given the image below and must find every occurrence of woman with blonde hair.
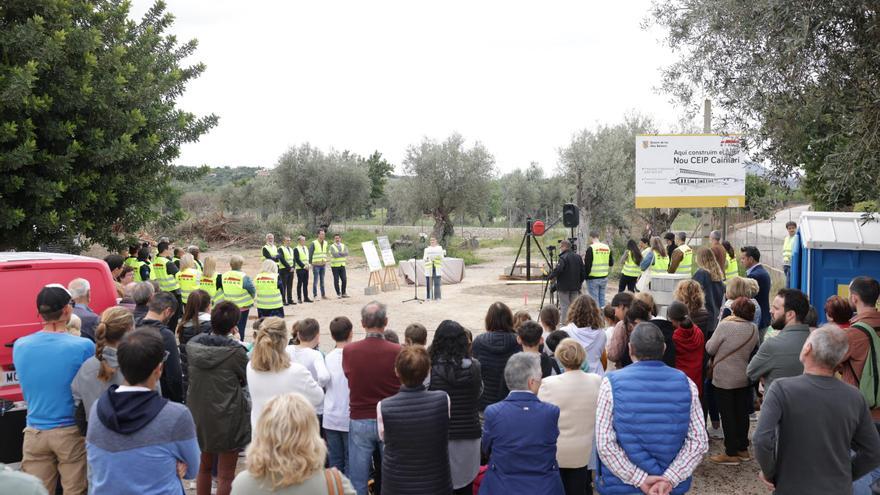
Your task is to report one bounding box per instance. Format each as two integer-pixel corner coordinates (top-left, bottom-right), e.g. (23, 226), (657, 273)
(638, 236), (670, 274)
(673, 280), (711, 335)
(247, 317), (323, 432)
(693, 247), (725, 338)
(560, 294), (607, 375)
(221, 254), (256, 340)
(72, 306), (134, 433)
(199, 256), (223, 304)
(538, 338), (602, 495)
(720, 276), (762, 327)
(255, 259), (284, 318)
(231, 393), (355, 495)
(176, 253), (201, 306)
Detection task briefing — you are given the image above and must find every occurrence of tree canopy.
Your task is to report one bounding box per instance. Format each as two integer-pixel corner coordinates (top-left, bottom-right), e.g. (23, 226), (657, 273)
(650, 0), (880, 210)
(0, 0), (216, 249)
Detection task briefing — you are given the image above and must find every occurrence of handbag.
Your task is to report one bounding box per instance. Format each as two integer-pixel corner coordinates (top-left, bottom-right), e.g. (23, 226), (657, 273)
(635, 270), (651, 293)
(706, 322), (757, 380)
(324, 467), (344, 495)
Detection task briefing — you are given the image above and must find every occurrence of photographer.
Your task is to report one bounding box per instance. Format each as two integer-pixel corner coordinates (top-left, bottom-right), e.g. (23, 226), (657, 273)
(548, 240), (585, 322)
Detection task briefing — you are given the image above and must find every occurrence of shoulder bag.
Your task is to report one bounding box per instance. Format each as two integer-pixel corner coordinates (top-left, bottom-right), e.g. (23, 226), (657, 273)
(706, 322), (757, 381)
(324, 467), (344, 495)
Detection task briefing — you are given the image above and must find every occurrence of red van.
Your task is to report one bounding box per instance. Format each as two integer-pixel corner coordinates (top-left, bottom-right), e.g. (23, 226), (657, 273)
(0, 252), (117, 462)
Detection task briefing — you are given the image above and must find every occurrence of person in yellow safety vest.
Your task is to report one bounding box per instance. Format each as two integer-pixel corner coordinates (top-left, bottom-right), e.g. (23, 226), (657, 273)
(172, 247), (184, 269)
(199, 256), (224, 304)
(584, 230), (613, 307)
(644, 236), (670, 274)
(329, 234), (350, 298)
(124, 245), (140, 270)
(293, 236), (314, 304)
(668, 232), (693, 275)
(722, 240), (739, 280)
(618, 239), (645, 293)
(134, 246), (151, 283)
(279, 236), (296, 306)
(783, 221), (797, 285)
(150, 240), (182, 330)
(187, 245), (203, 271)
(175, 254), (201, 305)
(254, 259), (285, 318)
(423, 236), (446, 300)
(309, 229), (329, 300)
(221, 254), (256, 340)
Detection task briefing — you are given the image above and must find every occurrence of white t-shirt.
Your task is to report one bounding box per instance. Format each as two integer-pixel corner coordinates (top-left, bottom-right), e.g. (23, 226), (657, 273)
(246, 361), (324, 433)
(286, 345), (330, 413)
(322, 348), (350, 432)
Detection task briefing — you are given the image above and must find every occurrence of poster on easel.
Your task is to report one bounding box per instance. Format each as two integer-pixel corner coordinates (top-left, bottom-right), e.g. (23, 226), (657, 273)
(362, 241), (384, 293)
(377, 236), (396, 266)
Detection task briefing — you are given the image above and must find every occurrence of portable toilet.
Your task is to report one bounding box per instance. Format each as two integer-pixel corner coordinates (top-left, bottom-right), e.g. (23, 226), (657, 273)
(789, 211), (880, 323)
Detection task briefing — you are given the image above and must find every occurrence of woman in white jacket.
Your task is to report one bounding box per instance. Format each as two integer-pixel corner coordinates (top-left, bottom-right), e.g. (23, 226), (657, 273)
(246, 317), (324, 432)
(538, 338), (602, 495)
(560, 294), (607, 376)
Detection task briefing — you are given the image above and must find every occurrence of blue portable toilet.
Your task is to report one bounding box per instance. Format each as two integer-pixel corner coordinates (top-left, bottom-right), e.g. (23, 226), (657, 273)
(790, 212), (880, 323)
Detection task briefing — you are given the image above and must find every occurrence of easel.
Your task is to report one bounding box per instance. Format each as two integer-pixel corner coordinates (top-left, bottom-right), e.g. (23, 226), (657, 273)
(382, 266), (400, 290)
(367, 270), (383, 293)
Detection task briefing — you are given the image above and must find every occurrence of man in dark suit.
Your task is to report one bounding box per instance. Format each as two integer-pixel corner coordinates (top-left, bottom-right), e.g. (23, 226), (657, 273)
(480, 353), (564, 495)
(741, 246), (772, 330)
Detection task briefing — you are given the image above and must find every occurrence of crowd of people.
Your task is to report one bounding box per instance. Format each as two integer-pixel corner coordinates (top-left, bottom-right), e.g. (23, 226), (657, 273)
(8, 219), (880, 495)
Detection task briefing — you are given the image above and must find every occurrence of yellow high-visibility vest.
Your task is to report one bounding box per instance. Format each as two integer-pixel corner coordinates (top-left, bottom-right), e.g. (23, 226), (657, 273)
(221, 270), (253, 308)
(133, 260), (148, 282)
(782, 235), (795, 265)
(295, 245), (309, 269)
(674, 244), (693, 275)
(150, 256), (180, 292)
(176, 268), (200, 304)
(725, 254), (739, 280)
(588, 242), (610, 278)
(651, 251), (670, 274)
(254, 272), (283, 310)
(621, 251), (642, 277)
(329, 243), (347, 268)
(200, 274), (222, 302)
(263, 244), (282, 269)
(312, 240), (328, 265)
(124, 256), (140, 270)
(280, 245), (294, 267)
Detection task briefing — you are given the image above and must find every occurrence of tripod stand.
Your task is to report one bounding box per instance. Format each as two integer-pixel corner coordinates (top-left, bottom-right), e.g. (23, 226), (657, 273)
(509, 217), (551, 281)
(402, 257), (424, 304)
(539, 245), (557, 311)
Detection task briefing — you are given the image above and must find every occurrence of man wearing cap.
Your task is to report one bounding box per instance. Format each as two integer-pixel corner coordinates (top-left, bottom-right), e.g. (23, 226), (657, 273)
(13, 285), (95, 494)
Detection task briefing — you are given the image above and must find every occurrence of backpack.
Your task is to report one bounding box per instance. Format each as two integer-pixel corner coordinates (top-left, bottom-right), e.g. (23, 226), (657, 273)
(851, 322), (880, 408)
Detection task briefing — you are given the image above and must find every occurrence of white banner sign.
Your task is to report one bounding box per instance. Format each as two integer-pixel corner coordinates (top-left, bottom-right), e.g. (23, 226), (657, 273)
(361, 241), (383, 272)
(377, 236), (396, 266)
(635, 134), (746, 208)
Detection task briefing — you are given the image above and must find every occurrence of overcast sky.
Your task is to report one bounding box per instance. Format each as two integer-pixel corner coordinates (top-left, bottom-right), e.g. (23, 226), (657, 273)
(129, 0), (684, 174)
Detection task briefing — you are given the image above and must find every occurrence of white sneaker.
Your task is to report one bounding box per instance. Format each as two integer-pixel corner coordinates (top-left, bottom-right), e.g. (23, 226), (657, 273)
(709, 426), (725, 439)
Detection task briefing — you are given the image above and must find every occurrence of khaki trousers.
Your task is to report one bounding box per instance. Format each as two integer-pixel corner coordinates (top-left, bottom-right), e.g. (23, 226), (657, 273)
(21, 425), (87, 495)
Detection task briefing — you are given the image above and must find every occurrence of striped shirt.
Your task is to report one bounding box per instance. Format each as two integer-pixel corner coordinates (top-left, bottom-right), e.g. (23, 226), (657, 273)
(595, 374), (708, 488)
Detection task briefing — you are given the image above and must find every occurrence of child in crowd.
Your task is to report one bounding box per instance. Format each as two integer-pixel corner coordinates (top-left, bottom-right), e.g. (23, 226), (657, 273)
(324, 316), (353, 475)
(286, 318), (330, 424)
(538, 305), (560, 339)
(603, 304), (618, 344)
(516, 321), (561, 377)
(513, 310), (532, 330)
(404, 323), (427, 346)
(383, 329), (400, 344)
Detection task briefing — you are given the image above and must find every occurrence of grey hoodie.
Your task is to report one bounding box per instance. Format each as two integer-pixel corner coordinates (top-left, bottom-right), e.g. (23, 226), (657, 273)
(561, 323), (607, 376)
(72, 347), (124, 420)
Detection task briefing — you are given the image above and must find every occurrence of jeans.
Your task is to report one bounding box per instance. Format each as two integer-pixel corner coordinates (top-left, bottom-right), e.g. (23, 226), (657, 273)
(326, 429), (349, 475)
(853, 464), (880, 494)
(348, 419), (382, 495)
(296, 269), (309, 301)
(313, 265), (326, 298)
(618, 275), (638, 293)
(716, 386), (751, 456)
(587, 277), (608, 307)
(783, 264), (791, 287)
(257, 307), (284, 318)
(236, 308), (250, 341)
(332, 266), (348, 295)
(425, 276), (441, 300)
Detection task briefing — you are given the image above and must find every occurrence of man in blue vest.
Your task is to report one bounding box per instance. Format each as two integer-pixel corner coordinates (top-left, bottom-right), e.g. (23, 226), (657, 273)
(595, 323), (708, 495)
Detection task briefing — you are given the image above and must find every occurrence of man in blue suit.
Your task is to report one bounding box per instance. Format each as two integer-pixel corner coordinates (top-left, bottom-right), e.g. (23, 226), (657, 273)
(480, 353), (564, 495)
(741, 246), (772, 330)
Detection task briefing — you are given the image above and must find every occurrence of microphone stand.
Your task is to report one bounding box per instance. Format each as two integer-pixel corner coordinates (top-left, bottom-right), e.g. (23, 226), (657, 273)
(402, 257), (424, 303)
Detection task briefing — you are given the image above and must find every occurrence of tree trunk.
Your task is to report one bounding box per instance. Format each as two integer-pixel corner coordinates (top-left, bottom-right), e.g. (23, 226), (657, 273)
(432, 209), (455, 245)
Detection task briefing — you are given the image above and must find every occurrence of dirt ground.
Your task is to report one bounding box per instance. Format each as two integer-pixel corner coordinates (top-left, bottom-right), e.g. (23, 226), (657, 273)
(179, 244), (768, 494)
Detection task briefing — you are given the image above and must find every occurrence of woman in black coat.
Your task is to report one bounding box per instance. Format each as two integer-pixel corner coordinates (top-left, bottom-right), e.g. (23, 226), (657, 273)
(429, 320), (483, 495)
(471, 302), (520, 411)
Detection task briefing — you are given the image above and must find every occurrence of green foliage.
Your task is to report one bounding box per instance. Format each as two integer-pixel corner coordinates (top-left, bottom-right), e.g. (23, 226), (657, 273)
(399, 133), (496, 244)
(174, 166), (259, 193)
(365, 151), (393, 208)
(499, 163), (572, 225)
(0, 0), (217, 249)
(650, 0), (880, 210)
(274, 144), (371, 231)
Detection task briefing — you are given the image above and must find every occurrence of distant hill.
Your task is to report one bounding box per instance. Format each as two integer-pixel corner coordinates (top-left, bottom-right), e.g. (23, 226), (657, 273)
(173, 166), (262, 192)
(744, 160), (799, 188)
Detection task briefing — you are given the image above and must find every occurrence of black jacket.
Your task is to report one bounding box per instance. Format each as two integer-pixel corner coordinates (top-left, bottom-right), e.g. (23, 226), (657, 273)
(429, 358), (482, 439)
(178, 318), (212, 395)
(137, 319), (185, 403)
(472, 332), (521, 411)
(380, 386), (452, 495)
(549, 249), (585, 292)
